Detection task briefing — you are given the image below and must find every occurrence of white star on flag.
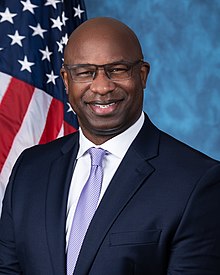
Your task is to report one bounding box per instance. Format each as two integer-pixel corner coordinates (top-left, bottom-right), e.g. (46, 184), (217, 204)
(46, 70), (59, 84)
(67, 102), (76, 114)
(62, 33), (68, 45)
(74, 4), (84, 19)
(8, 30), (26, 47)
(45, 0), (61, 9)
(62, 11), (68, 26)
(21, 0), (38, 14)
(29, 23), (47, 38)
(0, 7), (17, 24)
(51, 16), (63, 31)
(18, 55), (35, 72)
(39, 46), (52, 61)
(56, 40), (63, 53)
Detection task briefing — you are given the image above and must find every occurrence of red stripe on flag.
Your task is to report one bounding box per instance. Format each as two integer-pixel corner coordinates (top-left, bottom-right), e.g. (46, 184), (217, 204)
(64, 121), (78, 135)
(39, 98), (64, 144)
(0, 77), (34, 172)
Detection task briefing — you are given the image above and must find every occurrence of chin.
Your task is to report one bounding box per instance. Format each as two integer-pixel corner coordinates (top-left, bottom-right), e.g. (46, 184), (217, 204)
(91, 124), (128, 137)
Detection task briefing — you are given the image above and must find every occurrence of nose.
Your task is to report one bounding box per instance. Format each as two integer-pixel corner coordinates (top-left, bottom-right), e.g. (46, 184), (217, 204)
(89, 70), (116, 94)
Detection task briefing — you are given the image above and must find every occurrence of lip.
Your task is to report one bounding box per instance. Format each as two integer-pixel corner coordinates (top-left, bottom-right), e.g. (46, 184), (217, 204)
(86, 100), (122, 115)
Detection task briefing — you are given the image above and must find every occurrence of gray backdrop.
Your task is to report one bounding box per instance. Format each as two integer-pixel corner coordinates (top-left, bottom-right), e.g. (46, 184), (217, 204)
(85, 0), (220, 160)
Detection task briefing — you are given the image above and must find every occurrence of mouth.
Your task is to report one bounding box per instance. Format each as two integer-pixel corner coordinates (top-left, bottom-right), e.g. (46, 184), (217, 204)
(93, 102), (116, 109)
(87, 100), (122, 115)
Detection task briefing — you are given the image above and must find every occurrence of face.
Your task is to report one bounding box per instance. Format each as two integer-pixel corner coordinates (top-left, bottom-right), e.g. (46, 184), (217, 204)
(61, 28), (149, 144)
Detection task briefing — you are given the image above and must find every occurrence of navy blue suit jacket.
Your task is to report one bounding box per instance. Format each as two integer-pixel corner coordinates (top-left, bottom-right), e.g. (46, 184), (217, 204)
(1, 114), (220, 274)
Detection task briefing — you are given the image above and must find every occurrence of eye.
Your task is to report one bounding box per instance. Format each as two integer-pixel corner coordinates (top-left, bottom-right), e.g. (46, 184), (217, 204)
(73, 67), (95, 78)
(77, 71), (94, 77)
(107, 64), (130, 74)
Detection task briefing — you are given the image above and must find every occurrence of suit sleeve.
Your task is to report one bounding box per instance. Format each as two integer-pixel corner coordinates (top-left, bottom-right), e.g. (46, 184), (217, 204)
(167, 164), (220, 274)
(0, 154), (23, 274)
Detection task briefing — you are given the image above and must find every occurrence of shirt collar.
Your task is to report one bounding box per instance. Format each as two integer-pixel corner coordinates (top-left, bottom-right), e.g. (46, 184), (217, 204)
(78, 112), (145, 159)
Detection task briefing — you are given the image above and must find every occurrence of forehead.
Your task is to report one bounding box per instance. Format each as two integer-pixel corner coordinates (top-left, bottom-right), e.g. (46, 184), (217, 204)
(65, 26), (140, 64)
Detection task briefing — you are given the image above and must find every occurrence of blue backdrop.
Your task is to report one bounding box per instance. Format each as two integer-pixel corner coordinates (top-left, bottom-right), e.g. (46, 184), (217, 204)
(85, 0), (220, 160)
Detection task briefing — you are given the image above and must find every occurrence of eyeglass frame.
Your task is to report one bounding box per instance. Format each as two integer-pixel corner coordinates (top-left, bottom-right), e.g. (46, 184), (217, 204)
(61, 59), (147, 83)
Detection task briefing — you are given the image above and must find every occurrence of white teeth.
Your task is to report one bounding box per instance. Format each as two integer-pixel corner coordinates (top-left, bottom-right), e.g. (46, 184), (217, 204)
(95, 102), (115, 109)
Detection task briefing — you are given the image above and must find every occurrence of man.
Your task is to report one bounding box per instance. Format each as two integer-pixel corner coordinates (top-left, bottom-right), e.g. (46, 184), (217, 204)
(0, 17), (220, 275)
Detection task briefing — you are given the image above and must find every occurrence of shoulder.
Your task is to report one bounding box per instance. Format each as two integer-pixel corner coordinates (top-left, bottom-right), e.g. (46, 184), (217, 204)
(154, 129), (220, 189)
(16, 132), (79, 167)
(24, 131), (78, 154)
(139, 114), (220, 176)
(159, 130), (219, 168)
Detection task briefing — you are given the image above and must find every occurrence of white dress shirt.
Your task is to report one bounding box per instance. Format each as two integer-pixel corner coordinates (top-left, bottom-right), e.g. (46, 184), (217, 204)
(66, 112), (145, 247)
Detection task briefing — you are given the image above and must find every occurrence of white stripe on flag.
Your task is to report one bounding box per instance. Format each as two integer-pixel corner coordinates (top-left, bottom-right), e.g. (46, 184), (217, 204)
(0, 72), (11, 104)
(0, 88), (54, 207)
(58, 123), (64, 138)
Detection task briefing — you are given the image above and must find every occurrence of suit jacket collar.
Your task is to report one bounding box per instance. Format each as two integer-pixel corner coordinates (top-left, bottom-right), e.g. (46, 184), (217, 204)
(45, 132), (79, 275)
(74, 114), (160, 274)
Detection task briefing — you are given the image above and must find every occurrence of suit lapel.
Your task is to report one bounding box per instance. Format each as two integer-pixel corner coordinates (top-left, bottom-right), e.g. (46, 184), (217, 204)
(74, 115), (160, 274)
(45, 134), (79, 275)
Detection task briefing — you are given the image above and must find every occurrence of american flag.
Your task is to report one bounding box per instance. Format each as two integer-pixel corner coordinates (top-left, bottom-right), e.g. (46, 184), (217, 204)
(0, 0), (87, 207)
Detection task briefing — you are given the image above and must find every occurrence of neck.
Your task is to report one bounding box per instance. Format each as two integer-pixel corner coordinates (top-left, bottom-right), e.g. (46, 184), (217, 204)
(80, 130), (117, 145)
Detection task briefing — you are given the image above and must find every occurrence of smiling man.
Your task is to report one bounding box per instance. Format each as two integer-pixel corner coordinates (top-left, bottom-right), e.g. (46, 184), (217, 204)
(0, 17), (220, 275)
(61, 17), (149, 144)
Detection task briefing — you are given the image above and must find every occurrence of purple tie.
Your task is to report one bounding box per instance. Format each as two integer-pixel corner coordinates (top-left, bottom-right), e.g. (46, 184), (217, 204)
(66, 147), (106, 275)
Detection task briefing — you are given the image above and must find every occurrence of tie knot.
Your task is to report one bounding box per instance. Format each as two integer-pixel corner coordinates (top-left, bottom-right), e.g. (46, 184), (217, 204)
(88, 147), (106, 167)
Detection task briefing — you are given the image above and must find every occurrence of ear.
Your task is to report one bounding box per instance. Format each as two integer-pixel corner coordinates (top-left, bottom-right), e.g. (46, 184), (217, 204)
(140, 62), (150, 89)
(60, 68), (69, 94)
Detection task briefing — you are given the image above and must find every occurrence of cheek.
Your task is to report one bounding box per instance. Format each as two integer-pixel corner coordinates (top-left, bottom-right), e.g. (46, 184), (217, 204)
(126, 79), (144, 108)
(119, 79), (140, 98)
(67, 84), (87, 105)
(115, 79), (136, 94)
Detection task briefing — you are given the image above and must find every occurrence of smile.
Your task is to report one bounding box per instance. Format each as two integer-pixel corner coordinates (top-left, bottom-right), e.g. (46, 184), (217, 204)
(93, 102), (116, 109)
(87, 101), (120, 115)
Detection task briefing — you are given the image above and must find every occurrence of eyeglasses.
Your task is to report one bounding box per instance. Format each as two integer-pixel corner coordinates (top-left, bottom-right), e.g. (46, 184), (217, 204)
(62, 60), (143, 83)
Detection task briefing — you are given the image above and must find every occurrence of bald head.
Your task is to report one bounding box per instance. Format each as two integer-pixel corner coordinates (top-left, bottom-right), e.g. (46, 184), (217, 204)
(64, 17), (144, 64)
